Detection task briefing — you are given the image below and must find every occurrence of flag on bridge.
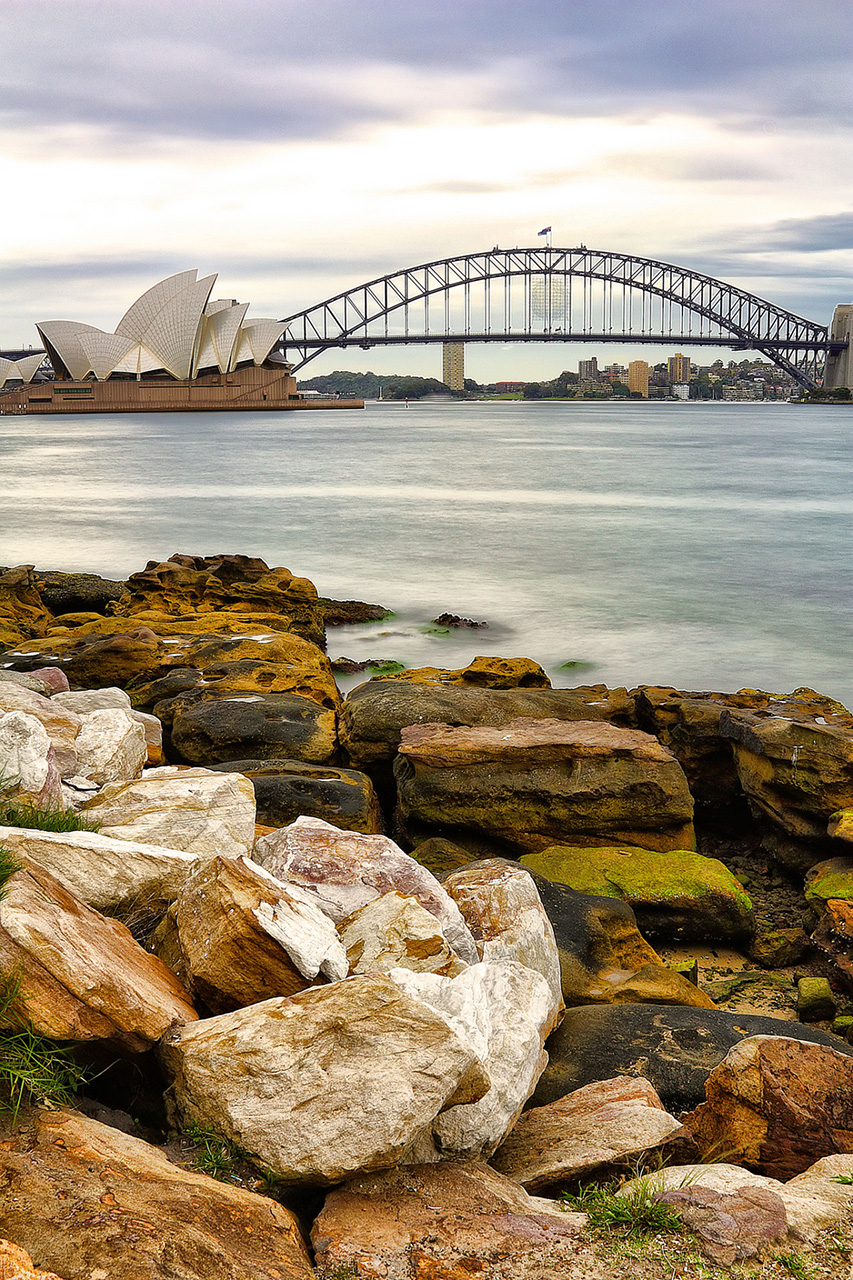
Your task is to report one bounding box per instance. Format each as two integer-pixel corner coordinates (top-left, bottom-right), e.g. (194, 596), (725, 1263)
(538, 227), (551, 236)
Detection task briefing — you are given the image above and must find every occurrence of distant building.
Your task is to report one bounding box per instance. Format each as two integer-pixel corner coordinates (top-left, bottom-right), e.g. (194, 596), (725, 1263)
(496, 380), (526, 393)
(442, 341), (465, 392)
(578, 357), (599, 380)
(667, 352), (691, 384)
(627, 360), (649, 398)
(672, 384), (690, 400)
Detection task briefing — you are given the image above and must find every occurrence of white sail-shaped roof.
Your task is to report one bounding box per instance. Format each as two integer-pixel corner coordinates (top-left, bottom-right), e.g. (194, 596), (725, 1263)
(135, 274), (217, 380)
(212, 302), (249, 372)
(115, 270), (199, 344)
(0, 353), (45, 386)
(238, 319), (287, 366)
(37, 321), (103, 380)
(78, 332), (136, 381)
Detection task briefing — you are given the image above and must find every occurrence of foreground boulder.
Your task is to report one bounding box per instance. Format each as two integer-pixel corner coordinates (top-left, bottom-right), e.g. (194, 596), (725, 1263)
(169, 692), (338, 766)
(0, 712), (63, 806)
(0, 685), (81, 776)
(0, 861), (196, 1050)
(0, 1239), (65, 1280)
(395, 718), (695, 855)
(72, 708), (147, 786)
(253, 817), (478, 962)
(520, 844), (754, 942)
(81, 766), (256, 857)
(684, 1035), (853, 1179)
(339, 892), (467, 977)
(0, 1107), (314, 1280)
(491, 1075), (694, 1192)
(160, 973), (490, 1186)
(530, 1004), (853, 1114)
(311, 1162), (592, 1280)
(209, 757), (382, 833)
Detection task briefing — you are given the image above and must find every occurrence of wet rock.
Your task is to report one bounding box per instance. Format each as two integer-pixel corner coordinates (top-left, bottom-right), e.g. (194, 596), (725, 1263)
(804, 855), (853, 910)
(253, 816), (478, 963)
(159, 973), (490, 1186)
(529, 1004), (853, 1115)
(491, 1075), (693, 1192)
(169, 692), (337, 766)
(812, 898), (853, 988)
(311, 1163), (593, 1280)
(209, 757), (382, 833)
(339, 891), (467, 978)
(520, 844), (754, 942)
(382, 656), (547, 687)
(431, 612), (488, 629)
(748, 925), (811, 968)
(797, 976), (837, 1022)
(317, 596), (392, 624)
(632, 684), (749, 813)
(395, 717), (695, 856)
(0, 1106), (314, 1280)
(81, 766), (256, 858)
(0, 860), (196, 1051)
(35, 569), (126, 616)
(684, 1034), (853, 1179)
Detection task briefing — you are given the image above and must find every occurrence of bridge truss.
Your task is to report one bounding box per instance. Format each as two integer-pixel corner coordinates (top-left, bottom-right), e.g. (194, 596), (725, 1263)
(279, 247), (840, 389)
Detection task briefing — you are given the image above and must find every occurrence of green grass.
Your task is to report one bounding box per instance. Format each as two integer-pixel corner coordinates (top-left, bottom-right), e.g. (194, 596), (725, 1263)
(560, 1177), (686, 1238)
(831, 1170), (853, 1184)
(182, 1120), (244, 1181)
(0, 797), (100, 833)
(0, 972), (88, 1118)
(776, 1252), (814, 1279)
(0, 845), (21, 901)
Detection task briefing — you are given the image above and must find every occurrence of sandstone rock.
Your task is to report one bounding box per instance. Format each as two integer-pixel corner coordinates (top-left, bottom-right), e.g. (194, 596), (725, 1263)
(797, 975), (837, 1022)
(169, 692), (337, 766)
(0, 861), (196, 1050)
(529, 1004), (853, 1114)
(168, 630), (339, 705)
(721, 694), (853, 846)
(0, 1106), (313, 1280)
(653, 1184), (789, 1266)
(339, 892), (467, 977)
(30, 666), (70, 693)
(72, 708), (147, 786)
(9, 628), (167, 689)
(632, 685), (749, 812)
(0, 1239), (65, 1280)
(311, 1162), (596, 1280)
(0, 825), (197, 915)
(805, 855), (853, 909)
(0, 686), (81, 775)
(829, 807), (853, 842)
(684, 1035), (853, 1178)
(812, 898), (853, 988)
(491, 1075), (693, 1192)
(395, 717), (695, 856)
(0, 670), (56, 696)
(82, 766), (256, 858)
(253, 817), (478, 962)
(748, 925), (811, 969)
(159, 855), (347, 1012)
(442, 859), (563, 1013)
(0, 713), (63, 807)
(520, 844), (754, 942)
(377, 655), (551, 688)
(159, 972), (490, 1186)
(55, 686), (165, 765)
(209, 757), (382, 833)
(341, 680), (638, 771)
(0, 565), (52, 645)
(389, 961), (558, 1160)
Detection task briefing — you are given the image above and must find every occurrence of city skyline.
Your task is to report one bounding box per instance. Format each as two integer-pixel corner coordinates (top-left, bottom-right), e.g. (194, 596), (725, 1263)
(3, 0), (853, 381)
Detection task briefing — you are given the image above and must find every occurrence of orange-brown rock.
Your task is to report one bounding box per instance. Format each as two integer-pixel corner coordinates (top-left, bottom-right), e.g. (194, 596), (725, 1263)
(0, 566), (53, 649)
(684, 1034), (853, 1179)
(0, 1239), (66, 1280)
(395, 717), (695, 855)
(0, 1107), (314, 1280)
(311, 1163), (595, 1280)
(9, 627), (166, 689)
(0, 861), (197, 1051)
(812, 897), (853, 987)
(377, 655), (551, 688)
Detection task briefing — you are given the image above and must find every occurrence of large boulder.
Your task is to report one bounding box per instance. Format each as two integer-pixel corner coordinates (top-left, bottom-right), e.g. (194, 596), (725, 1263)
(442, 859), (563, 1014)
(169, 692), (337, 766)
(72, 708), (147, 785)
(209, 757), (382, 833)
(7, 627), (167, 689)
(0, 1107), (314, 1280)
(0, 565), (53, 649)
(684, 1035), (853, 1179)
(520, 844), (754, 942)
(81, 766), (256, 857)
(0, 713), (63, 807)
(0, 685), (81, 776)
(529, 1004), (853, 1114)
(0, 860), (196, 1051)
(159, 973), (490, 1186)
(253, 817), (478, 963)
(339, 892), (467, 978)
(311, 1163), (591, 1280)
(804, 856), (853, 910)
(54, 687), (165, 766)
(491, 1075), (693, 1192)
(389, 961), (559, 1160)
(153, 855), (347, 1012)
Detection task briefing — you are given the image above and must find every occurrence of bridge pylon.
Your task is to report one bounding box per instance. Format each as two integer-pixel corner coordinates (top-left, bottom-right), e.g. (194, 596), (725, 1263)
(824, 305), (853, 390)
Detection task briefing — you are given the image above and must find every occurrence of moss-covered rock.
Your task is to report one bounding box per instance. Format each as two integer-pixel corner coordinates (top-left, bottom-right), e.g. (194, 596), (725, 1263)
(804, 856), (853, 909)
(375, 656), (551, 689)
(519, 844), (754, 942)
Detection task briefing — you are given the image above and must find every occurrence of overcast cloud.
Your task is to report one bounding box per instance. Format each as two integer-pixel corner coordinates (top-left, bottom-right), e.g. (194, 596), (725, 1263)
(3, 0), (853, 376)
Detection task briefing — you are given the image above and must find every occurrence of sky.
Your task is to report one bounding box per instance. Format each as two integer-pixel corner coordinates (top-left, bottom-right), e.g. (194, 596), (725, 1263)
(3, 0), (853, 380)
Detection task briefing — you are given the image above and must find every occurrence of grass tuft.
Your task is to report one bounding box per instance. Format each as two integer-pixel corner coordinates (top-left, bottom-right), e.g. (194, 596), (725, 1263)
(0, 845), (22, 901)
(560, 1177), (686, 1238)
(0, 796), (101, 833)
(182, 1120), (243, 1182)
(0, 972), (88, 1118)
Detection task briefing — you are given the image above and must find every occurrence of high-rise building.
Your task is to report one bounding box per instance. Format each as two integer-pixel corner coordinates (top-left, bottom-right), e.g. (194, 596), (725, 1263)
(628, 360), (649, 398)
(578, 357), (599, 380)
(442, 341), (465, 392)
(667, 352), (691, 384)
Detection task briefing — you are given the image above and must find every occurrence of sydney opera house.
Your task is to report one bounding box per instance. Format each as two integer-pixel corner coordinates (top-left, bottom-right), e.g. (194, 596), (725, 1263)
(0, 270), (358, 414)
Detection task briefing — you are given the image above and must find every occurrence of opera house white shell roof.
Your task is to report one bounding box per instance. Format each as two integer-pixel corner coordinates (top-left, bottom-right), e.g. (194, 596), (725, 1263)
(0, 353), (46, 389)
(36, 271), (288, 383)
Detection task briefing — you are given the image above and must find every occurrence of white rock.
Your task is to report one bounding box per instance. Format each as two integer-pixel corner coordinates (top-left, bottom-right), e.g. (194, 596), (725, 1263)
(388, 960), (557, 1160)
(339, 892), (468, 978)
(254, 816), (477, 963)
(0, 824), (198, 914)
(55, 688), (163, 764)
(0, 686), (81, 776)
(159, 972), (491, 1186)
(0, 711), (63, 806)
(444, 859), (564, 1018)
(73, 709), (147, 786)
(82, 766), (256, 857)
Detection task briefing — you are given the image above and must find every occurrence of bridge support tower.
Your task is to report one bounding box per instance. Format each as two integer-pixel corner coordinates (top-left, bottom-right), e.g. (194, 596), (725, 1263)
(442, 341), (465, 392)
(824, 305), (853, 390)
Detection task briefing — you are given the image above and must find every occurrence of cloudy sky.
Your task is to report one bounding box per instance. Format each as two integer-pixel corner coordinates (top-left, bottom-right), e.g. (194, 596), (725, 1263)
(3, 0), (853, 379)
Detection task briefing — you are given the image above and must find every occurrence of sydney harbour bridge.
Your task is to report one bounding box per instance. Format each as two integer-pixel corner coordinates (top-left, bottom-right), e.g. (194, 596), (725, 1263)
(276, 245), (851, 392)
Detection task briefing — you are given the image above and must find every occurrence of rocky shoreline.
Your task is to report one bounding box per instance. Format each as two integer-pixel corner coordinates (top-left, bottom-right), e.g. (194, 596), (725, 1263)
(0, 554), (852, 1279)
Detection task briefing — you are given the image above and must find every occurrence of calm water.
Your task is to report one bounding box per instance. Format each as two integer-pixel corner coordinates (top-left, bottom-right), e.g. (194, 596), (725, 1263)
(1, 399), (852, 706)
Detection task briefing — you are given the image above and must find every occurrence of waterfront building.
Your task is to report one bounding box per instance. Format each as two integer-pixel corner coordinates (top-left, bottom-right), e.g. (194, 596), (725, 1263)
(442, 341), (465, 392)
(667, 352), (691, 384)
(627, 360), (649, 398)
(672, 384), (690, 400)
(578, 357), (599, 380)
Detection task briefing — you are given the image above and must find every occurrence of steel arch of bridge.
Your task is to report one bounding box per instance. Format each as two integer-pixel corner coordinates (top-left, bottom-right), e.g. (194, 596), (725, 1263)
(279, 247), (840, 389)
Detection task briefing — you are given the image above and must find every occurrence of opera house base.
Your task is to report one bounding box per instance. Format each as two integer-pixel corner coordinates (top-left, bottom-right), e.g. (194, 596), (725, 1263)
(0, 366), (363, 415)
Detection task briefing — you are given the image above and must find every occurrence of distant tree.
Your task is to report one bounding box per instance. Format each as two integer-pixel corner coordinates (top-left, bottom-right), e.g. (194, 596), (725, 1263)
(463, 377), (482, 393)
(832, 386), (852, 400)
(383, 376), (451, 400)
(610, 379), (630, 396)
(522, 382), (544, 399)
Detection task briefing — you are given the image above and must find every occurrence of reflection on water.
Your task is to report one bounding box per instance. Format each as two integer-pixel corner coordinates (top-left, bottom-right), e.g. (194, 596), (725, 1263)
(1, 399), (851, 706)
